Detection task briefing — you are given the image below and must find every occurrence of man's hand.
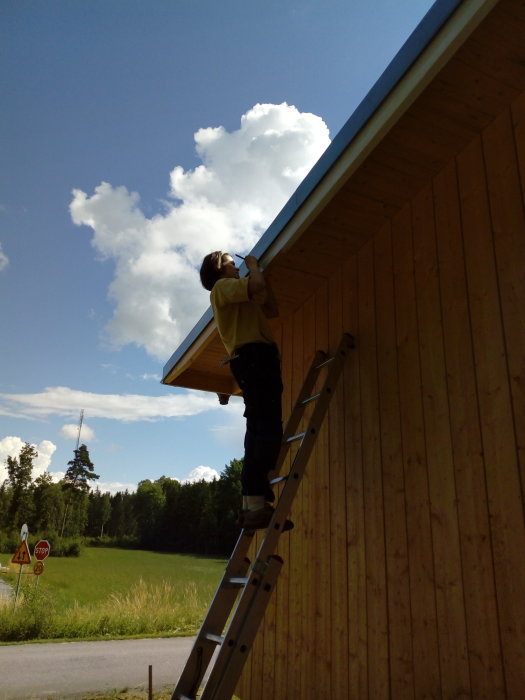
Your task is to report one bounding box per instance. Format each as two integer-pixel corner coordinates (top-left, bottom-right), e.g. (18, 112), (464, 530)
(245, 255), (266, 298)
(245, 254), (259, 271)
(217, 393), (230, 405)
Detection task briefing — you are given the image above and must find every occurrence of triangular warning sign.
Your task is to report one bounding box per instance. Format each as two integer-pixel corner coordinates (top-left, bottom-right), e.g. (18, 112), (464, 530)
(11, 540), (31, 565)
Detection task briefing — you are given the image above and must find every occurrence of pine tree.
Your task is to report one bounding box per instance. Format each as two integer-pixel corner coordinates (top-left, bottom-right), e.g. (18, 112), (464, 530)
(64, 444), (99, 491)
(60, 444), (99, 536)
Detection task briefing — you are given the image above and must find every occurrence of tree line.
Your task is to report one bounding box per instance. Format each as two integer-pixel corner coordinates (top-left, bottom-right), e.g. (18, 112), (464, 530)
(0, 442), (243, 557)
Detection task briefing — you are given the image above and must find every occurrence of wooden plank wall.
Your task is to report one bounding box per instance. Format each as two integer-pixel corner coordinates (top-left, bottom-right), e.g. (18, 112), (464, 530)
(236, 94), (525, 699)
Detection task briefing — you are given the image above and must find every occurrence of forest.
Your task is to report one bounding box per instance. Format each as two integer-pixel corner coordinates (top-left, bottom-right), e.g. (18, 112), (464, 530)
(0, 442), (243, 557)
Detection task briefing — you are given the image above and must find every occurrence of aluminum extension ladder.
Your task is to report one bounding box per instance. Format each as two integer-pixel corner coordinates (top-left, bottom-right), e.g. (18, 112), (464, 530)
(172, 333), (354, 700)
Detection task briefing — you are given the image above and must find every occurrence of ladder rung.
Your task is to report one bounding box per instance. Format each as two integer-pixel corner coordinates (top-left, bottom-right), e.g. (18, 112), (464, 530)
(314, 356), (335, 370)
(286, 431), (307, 444)
(204, 632), (224, 645)
(300, 391), (321, 406)
(225, 576), (249, 587)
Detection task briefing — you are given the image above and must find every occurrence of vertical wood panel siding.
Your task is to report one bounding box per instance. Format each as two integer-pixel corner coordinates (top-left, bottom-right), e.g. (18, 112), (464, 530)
(301, 297), (317, 695)
(375, 222), (413, 698)
(237, 98), (525, 699)
(392, 203), (442, 697)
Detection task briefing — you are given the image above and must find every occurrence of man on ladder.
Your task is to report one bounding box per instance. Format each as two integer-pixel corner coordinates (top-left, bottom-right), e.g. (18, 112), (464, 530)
(199, 251), (291, 531)
(172, 313), (353, 698)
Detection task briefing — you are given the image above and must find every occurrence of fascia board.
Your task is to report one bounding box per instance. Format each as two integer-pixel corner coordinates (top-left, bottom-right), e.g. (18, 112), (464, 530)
(162, 307), (215, 385)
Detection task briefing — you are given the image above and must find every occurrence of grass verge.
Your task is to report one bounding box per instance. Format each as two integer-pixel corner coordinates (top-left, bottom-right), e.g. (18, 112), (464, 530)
(54, 690), (241, 700)
(0, 547), (226, 642)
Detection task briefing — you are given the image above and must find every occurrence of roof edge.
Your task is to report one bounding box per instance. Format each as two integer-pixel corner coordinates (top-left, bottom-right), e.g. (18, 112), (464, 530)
(162, 307), (215, 385)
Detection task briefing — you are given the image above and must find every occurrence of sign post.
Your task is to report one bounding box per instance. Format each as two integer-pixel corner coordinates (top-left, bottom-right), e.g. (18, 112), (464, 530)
(12, 525), (31, 605)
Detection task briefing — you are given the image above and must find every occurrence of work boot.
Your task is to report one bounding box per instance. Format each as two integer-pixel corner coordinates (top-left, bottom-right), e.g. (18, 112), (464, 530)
(264, 484), (275, 503)
(237, 504), (294, 531)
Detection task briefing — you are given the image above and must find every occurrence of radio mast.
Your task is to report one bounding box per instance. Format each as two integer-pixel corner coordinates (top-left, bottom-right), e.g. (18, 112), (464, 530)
(76, 409), (84, 449)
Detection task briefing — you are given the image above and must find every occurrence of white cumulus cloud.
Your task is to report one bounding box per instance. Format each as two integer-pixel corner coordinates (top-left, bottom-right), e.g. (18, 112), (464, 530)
(94, 481), (137, 495)
(0, 242), (8, 271)
(141, 373), (161, 382)
(0, 436), (57, 484)
(94, 468), (219, 494)
(70, 102), (330, 360)
(0, 386), (220, 422)
(182, 466), (220, 483)
(60, 422), (96, 442)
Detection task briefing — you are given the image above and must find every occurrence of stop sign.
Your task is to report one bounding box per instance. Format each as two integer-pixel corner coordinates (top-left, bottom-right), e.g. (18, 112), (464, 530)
(34, 540), (51, 561)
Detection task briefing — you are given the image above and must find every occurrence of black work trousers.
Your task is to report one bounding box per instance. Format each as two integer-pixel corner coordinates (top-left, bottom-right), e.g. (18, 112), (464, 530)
(229, 343), (283, 498)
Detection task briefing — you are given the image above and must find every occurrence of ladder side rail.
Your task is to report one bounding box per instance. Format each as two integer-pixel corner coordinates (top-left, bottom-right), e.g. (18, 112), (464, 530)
(201, 556), (283, 700)
(172, 531), (255, 700)
(254, 333), (354, 563)
(281, 349), (327, 440)
(278, 336), (352, 457)
(198, 562), (269, 698)
(253, 425), (324, 564)
(268, 349), (328, 482)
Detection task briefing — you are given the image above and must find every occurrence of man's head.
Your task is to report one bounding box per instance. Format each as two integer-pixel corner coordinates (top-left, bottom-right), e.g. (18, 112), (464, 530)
(200, 251), (239, 290)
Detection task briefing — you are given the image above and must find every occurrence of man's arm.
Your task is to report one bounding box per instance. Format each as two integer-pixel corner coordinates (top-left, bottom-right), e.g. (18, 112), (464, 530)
(245, 255), (266, 298)
(244, 255), (279, 317)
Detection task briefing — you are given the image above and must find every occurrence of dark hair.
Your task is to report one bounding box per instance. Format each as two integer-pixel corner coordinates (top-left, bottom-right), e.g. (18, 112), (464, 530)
(200, 251), (230, 291)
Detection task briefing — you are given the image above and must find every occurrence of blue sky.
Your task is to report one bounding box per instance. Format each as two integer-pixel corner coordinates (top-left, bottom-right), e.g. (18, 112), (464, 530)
(1, 0), (434, 493)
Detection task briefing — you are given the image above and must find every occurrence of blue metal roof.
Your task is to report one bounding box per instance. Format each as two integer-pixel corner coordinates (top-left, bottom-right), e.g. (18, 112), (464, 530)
(162, 0), (464, 383)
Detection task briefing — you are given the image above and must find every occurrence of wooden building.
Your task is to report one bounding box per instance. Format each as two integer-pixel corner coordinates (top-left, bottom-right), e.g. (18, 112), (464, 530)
(162, 0), (525, 696)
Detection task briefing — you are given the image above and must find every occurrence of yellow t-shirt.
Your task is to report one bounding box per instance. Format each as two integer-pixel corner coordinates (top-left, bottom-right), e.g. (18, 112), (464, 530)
(211, 277), (274, 357)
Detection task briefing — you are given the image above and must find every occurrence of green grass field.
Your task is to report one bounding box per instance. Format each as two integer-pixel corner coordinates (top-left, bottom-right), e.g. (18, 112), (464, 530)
(0, 547), (226, 643)
(34, 547), (226, 606)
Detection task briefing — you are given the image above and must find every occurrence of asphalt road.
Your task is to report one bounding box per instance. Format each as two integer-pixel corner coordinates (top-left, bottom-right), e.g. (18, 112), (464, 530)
(0, 636), (202, 699)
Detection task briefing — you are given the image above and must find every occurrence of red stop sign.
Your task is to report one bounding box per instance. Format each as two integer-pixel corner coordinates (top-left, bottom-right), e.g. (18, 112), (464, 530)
(34, 540), (51, 561)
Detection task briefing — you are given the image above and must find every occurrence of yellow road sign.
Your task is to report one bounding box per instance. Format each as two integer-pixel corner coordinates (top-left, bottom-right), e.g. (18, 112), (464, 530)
(33, 561), (44, 576)
(11, 540), (31, 565)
